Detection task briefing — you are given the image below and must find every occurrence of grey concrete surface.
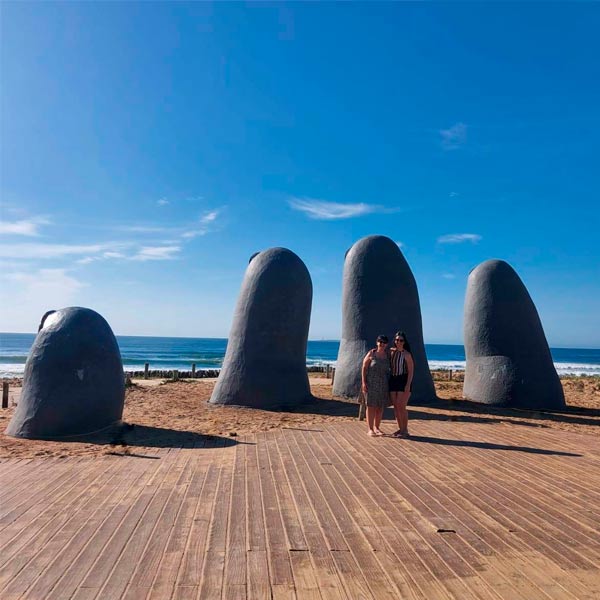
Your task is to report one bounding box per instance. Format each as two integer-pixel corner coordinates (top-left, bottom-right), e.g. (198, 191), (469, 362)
(210, 247), (313, 408)
(6, 307), (125, 439)
(333, 235), (436, 403)
(463, 259), (565, 409)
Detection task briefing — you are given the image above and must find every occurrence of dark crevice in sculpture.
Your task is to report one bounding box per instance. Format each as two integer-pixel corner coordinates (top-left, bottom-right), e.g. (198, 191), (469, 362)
(6, 307), (125, 439)
(210, 247), (313, 409)
(463, 259), (565, 409)
(333, 235), (436, 404)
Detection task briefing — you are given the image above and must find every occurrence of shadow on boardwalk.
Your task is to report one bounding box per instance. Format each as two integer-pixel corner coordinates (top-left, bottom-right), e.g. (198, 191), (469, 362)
(392, 433), (582, 457)
(66, 423), (242, 452)
(300, 392), (600, 430)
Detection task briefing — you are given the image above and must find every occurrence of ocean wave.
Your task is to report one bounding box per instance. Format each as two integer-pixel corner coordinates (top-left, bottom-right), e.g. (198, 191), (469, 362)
(2, 360), (600, 379)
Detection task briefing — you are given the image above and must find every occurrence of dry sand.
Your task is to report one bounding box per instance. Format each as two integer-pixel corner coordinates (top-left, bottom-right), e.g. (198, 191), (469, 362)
(0, 374), (598, 459)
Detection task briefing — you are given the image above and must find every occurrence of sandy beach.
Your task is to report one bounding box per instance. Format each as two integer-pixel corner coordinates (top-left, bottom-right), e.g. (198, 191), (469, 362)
(1, 373), (598, 459)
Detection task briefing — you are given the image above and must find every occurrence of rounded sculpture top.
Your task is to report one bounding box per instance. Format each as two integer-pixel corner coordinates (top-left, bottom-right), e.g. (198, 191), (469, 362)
(464, 259), (549, 360)
(210, 247), (313, 408)
(463, 259), (564, 409)
(6, 306), (125, 439)
(342, 235), (415, 339)
(334, 234), (435, 403)
(233, 247), (312, 352)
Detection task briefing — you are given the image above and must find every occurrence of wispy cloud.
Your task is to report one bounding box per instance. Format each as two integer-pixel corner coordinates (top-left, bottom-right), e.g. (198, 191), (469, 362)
(442, 273), (456, 279)
(157, 198), (169, 206)
(437, 233), (482, 244)
(440, 122), (467, 150)
(116, 225), (177, 234)
(289, 198), (385, 220)
(0, 217), (51, 236)
(449, 191), (459, 198)
(0, 242), (114, 259)
(182, 209), (223, 239)
(130, 245), (181, 261)
(75, 250), (126, 265)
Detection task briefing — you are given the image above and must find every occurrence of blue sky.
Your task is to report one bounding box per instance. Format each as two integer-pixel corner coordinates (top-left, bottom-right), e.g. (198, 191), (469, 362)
(1, 2), (599, 347)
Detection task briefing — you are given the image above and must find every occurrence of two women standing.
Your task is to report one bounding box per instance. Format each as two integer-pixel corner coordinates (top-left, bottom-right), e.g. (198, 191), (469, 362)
(361, 332), (414, 437)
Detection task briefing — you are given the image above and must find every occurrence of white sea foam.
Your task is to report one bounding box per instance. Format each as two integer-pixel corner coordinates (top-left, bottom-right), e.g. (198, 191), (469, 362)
(2, 360), (600, 379)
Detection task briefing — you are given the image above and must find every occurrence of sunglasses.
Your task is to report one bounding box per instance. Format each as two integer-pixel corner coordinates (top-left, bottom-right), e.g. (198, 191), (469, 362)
(395, 338), (405, 343)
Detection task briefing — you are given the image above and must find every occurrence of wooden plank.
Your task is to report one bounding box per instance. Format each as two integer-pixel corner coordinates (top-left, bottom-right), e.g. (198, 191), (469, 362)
(20, 455), (158, 600)
(0, 457), (149, 598)
(256, 432), (294, 588)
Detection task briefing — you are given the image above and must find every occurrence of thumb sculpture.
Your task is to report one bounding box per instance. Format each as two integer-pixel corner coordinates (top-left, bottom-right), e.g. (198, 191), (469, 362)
(333, 235), (436, 403)
(210, 247), (313, 409)
(6, 307), (125, 439)
(463, 259), (565, 409)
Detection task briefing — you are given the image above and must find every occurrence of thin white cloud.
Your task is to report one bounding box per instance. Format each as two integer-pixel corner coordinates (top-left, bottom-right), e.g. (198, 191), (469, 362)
(0, 217), (51, 236)
(289, 198), (383, 220)
(437, 233), (482, 244)
(130, 245), (181, 261)
(75, 250), (126, 265)
(440, 122), (467, 150)
(182, 209), (223, 239)
(442, 273), (456, 279)
(0, 243), (109, 259)
(200, 210), (219, 224)
(157, 198), (169, 206)
(76, 257), (99, 265)
(116, 225), (177, 234)
(449, 192), (459, 198)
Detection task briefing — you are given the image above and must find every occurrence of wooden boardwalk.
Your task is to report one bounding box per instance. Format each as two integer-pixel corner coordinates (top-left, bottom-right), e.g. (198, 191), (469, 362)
(1, 417), (599, 599)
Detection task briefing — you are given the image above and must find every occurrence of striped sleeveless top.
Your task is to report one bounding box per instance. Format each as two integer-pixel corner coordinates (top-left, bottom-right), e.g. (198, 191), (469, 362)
(391, 350), (407, 377)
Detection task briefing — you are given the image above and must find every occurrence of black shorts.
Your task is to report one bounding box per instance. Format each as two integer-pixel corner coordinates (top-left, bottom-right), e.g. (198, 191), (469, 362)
(389, 374), (411, 393)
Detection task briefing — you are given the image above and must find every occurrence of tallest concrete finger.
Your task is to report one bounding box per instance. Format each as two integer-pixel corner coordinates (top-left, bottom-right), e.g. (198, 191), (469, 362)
(333, 235), (436, 403)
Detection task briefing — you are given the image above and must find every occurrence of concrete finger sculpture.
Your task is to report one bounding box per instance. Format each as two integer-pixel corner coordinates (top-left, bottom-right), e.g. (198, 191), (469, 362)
(6, 307), (125, 439)
(333, 235), (436, 403)
(463, 259), (565, 409)
(210, 247), (313, 408)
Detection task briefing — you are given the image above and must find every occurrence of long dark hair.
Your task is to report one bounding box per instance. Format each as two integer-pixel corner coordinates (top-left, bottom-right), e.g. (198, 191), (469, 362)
(394, 331), (412, 353)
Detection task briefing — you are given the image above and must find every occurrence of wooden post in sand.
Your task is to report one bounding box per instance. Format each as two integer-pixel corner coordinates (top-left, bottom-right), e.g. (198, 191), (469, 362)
(191, 363), (196, 378)
(144, 363), (149, 379)
(326, 364), (331, 378)
(449, 369), (453, 381)
(2, 381), (8, 409)
(358, 402), (365, 421)
(331, 367), (336, 386)
(173, 369), (179, 381)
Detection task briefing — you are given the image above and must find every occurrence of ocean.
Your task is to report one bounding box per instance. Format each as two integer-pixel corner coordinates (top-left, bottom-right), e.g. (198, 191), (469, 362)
(1, 333), (599, 378)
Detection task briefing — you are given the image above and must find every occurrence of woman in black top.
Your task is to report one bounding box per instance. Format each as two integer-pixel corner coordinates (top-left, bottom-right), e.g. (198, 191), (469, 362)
(389, 331), (414, 438)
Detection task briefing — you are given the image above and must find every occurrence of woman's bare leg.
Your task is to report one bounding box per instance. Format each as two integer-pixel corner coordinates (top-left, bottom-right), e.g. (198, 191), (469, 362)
(366, 406), (376, 435)
(394, 392), (411, 434)
(390, 391), (402, 431)
(374, 407), (384, 434)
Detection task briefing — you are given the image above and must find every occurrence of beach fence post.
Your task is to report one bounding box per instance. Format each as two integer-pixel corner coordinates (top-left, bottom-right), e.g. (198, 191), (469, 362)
(2, 381), (8, 409)
(144, 363), (149, 380)
(358, 401), (365, 421)
(191, 363), (196, 378)
(173, 369), (179, 381)
(326, 364), (331, 378)
(331, 367), (336, 386)
(449, 369), (453, 381)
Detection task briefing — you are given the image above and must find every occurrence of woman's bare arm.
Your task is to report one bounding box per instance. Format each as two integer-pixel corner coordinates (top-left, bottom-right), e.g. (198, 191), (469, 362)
(405, 352), (414, 390)
(361, 352), (372, 392)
